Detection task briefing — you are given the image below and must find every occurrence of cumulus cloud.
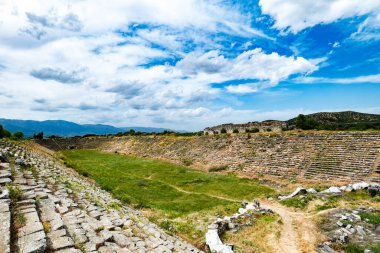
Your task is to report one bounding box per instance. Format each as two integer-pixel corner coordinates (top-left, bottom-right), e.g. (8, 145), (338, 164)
(259, 0), (380, 33)
(30, 67), (85, 83)
(26, 12), (83, 31)
(177, 48), (318, 88)
(176, 51), (228, 75)
(106, 82), (143, 99)
(230, 49), (317, 84)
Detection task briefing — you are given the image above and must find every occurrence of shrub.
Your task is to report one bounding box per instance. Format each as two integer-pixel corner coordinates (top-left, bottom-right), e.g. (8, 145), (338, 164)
(0, 125), (11, 138)
(182, 158), (193, 166)
(33, 132), (44, 139)
(208, 165), (228, 172)
(12, 132), (24, 139)
(7, 185), (22, 202)
(220, 128), (227, 134)
(42, 221), (51, 233)
(295, 114), (319, 130)
(233, 129), (239, 133)
(247, 128), (259, 133)
(14, 213), (26, 229)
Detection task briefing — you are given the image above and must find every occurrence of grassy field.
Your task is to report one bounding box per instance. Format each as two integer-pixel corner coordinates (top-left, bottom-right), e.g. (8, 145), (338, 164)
(61, 149), (274, 217)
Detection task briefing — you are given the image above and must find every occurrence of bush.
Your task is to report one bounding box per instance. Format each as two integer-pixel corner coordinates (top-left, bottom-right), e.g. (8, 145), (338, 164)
(7, 185), (23, 202)
(246, 128), (259, 133)
(208, 165), (228, 172)
(220, 128), (227, 134)
(233, 129), (239, 133)
(12, 131), (24, 139)
(33, 132), (44, 139)
(295, 114), (319, 130)
(0, 125), (11, 138)
(182, 158), (193, 166)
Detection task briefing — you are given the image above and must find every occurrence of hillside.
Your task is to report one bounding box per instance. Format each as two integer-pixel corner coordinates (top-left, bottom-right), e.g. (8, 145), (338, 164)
(0, 118), (174, 137)
(287, 111), (380, 126)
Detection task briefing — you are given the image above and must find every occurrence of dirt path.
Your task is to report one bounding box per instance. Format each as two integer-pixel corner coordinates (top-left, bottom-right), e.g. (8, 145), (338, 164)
(167, 183), (241, 203)
(170, 183), (319, 252)
(261, 200), (318, 253)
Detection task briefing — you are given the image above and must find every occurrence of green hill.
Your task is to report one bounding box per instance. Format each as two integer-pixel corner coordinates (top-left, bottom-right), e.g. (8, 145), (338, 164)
(288, 111), (380, 130)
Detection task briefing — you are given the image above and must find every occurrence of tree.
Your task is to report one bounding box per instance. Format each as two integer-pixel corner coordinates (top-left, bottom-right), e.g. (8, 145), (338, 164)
(33, 132), (44, 139)
(0, 125), (11, 138)
(12, 132), (24, 139)
(220, 128), (227, 134)
(295, 114), (319, 130)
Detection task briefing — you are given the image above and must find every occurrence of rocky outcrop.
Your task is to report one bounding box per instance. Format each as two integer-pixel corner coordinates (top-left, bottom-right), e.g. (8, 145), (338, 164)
(0, 140), (202, 253)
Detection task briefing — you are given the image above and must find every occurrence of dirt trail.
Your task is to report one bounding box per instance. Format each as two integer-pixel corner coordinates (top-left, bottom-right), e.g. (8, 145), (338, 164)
(166, 183), (241, 202)
(261, 199), (318, 253)
(169, 183), (319, 253)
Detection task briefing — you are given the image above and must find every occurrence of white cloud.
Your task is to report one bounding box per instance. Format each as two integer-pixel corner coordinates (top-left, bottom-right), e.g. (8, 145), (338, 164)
(176, 51), (228, 75)
(226, 84), (259, 94)
(259, 0), (380, 33)
(0, 0), (267, 48)
(294, 74), (380, 84)
(350, 14), (380, 41)
(230, 49), (317, 84)
(0, 0), (372, 131)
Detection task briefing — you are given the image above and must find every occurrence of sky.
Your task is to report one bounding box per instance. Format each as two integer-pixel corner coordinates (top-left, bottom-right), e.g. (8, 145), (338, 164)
(0, 0), (379, 131)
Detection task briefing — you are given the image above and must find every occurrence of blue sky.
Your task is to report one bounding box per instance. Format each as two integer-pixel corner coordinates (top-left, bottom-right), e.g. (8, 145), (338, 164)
(0, 0), (379, 131)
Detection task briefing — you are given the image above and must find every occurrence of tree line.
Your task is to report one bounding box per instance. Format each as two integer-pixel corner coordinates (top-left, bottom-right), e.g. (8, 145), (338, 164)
(0, 124), (44, 140)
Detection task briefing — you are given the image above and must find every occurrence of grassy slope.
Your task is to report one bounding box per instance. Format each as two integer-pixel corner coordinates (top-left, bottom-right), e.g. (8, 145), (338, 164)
(61, 149), (274, 217)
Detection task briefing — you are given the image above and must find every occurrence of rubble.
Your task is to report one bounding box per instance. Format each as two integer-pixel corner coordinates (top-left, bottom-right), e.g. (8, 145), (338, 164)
(205, 200), (272, 253)
(318, 207), (380, 252)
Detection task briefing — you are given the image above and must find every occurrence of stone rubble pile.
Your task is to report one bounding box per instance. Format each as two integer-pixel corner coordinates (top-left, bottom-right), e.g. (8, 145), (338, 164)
(0, 140), (202, 253)
(206, 200), (272, 253)
(318, 208), (380, 253)
(278, 182), (380, 201)
(0, 160), (12, 253)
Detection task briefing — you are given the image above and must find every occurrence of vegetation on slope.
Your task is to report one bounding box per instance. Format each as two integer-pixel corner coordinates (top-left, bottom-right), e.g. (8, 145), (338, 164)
(288, 111), (380, 130)
(61, 149), (274, 217)
(60, 149), (275, 248)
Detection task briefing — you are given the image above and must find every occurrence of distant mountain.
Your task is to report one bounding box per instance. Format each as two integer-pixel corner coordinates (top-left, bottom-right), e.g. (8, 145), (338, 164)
(287, 111), (380, 125)
(0, 119), (177, 137)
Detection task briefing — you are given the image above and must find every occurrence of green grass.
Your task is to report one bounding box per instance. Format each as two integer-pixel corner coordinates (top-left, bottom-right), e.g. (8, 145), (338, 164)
(61, 149), (274, 217)
(281, 195), (315, 209)
(359, 212), (380, 225)
(345, 243), (380, 253)
(315, 204), (335, 211)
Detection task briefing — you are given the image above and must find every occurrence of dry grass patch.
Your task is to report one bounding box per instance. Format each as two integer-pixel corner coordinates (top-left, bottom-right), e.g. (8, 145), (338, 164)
(222, 214), (282, 253)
